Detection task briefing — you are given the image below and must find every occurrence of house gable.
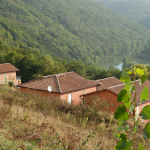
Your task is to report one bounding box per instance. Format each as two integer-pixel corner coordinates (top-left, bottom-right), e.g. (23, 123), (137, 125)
(18, 71), (100, 93)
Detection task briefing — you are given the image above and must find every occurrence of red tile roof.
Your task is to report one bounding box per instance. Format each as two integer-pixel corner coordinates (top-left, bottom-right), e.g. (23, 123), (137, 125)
(0, 63), (19, 73)
(108, 80), (150, 105)
(95, 77), (123, 90)
(18, 72), (100, 93)
(82, 79), (150, 106)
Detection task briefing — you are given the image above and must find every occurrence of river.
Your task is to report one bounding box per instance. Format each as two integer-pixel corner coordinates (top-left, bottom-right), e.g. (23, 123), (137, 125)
(100, 55), (150, 70)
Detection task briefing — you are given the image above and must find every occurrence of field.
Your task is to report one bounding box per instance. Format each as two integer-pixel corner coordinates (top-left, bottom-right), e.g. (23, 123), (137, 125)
(0, 87), (149, 149)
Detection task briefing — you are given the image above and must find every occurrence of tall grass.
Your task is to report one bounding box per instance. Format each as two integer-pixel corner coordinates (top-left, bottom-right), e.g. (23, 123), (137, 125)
(0, 89), (148, 149)
(1, 90), (116, 126)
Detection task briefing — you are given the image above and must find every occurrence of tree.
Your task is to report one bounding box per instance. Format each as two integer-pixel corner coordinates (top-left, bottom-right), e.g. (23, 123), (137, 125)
(5, 51), (23, 65)
(38, 54), (54, 74)
(68, 60), (86, 76)
(114, 67), (150, 149)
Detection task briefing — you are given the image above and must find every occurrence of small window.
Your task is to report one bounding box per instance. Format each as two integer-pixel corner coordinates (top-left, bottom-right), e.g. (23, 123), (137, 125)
(83, 90), (86, 94)
(4, 74), (7, 82)
(68, 94), (72, 104)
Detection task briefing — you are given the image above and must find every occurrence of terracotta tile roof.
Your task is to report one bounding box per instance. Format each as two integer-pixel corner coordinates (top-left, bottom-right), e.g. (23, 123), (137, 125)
(0, 63), (19, 73)
(96, 77), (124, 90)
(81, 79), (150, 105)
(108, 80), (150, 105)
(18, 72), (100, 93)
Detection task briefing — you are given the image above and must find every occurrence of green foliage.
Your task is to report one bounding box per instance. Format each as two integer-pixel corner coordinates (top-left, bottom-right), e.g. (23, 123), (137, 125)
(143, 123), (150, 140)
(140, 86), (149, 102)
(30, 74), (42, 80)
(114, 133), (133, 150)
(114, 105), (129, 121)
(114, 67), (150, 149)
(117, 120), (129, 132)
(139, 106), (150, 120)
(120, 71), (131, 82)
(0, 45), (124, 83)
(8, 81), (14, 87)
(26, 139), (40, 150)
(132, 119), (139, 134)
(0, 0), (150, 65)
(138, 143), (144, 150)
(140, 74), (147, 84)
(117, 89), (131, 103)
(136, 68), (145, 76)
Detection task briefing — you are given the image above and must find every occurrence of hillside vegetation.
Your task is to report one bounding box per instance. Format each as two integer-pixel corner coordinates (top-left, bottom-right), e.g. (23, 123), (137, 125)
(98, 0), (150, 23)
(0, 0), (150, 65)
(0, 44), (123, 83)
(0, 88), (149, 149)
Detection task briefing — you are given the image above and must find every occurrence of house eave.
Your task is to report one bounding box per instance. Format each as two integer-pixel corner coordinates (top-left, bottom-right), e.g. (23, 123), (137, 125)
(61, 84), (100, 94)
(18, 86), (61, 94)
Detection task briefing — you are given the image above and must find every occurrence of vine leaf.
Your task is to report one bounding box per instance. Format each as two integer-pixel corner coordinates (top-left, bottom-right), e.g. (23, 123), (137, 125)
(124, 81), (135, 93)
(143, 123), (150, 140)
(138, 143), (144, 150)
(117, 90), (131, 103)
(132, 119), (139, 134)
(118, 120), (129, 132)
(136, 68), (145, 76)
(124, 101), (131, 109)
(114, 105), (129, 121)
(139, 105), (150, 120)
(129, 103), (135, 114)
(115, 133), (133, 150)
(127, 70), (133, 75)
(140, 86), (149, 102)
(140, 74), (147, 84)
(120, 71), (131, 82)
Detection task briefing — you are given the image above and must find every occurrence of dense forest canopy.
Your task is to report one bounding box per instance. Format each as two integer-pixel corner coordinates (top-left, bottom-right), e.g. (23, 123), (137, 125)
(1, 45), (150, 84)
(0, 0), (150, 67)
(0, 45), (123, 83)
(97, 0), (150, 23)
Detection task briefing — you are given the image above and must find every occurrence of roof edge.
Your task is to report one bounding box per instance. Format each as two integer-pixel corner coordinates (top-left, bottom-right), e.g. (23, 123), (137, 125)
(137, 99), (150, 106)
(61, 84), (100, 94)
(80, 88), (118, 97)
(17, 86), (61, 93)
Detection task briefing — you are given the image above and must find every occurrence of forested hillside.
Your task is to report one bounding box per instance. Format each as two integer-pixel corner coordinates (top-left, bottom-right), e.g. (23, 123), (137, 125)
(0, 45), (123, 82)
(0, 0), (150, 65)
(98, 0), (150, 23)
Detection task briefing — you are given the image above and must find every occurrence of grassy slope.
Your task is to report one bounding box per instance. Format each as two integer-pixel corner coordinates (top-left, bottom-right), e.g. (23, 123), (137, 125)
(0, 89), (150, 149)
(0, 91), (117, 150)
(0, 0), (150, 64)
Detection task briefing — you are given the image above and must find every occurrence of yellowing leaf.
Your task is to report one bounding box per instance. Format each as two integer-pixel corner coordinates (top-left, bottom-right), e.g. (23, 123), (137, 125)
(136, 68), (145, 76)
(120, 71), (130, 83)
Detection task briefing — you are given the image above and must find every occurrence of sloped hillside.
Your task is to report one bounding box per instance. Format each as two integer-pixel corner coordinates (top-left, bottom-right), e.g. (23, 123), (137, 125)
(1, 90), (149, 149)
(0, 0), (150, 65)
